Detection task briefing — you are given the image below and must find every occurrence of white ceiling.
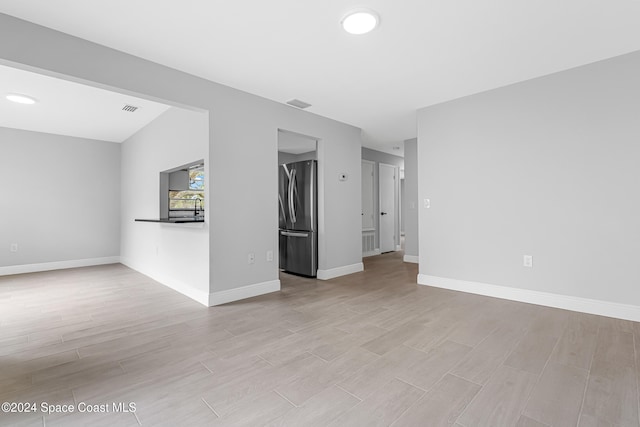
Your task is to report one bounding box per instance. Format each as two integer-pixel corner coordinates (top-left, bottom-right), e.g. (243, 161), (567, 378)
(1, 1), (640, 155)
(0, 64), (170, 142)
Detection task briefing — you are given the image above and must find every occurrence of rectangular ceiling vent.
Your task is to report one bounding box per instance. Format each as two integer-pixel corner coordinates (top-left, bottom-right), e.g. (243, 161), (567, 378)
(286, 99), (312, 109)
(122, 104), (139, 112)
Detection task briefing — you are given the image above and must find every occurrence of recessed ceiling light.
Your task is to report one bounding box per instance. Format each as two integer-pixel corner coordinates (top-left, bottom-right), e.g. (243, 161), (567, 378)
(341, 9), (380, 35)
(6, 93), (38, 105)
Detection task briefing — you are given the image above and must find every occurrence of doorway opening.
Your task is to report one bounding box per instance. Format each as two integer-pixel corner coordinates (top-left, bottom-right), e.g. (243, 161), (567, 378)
(277, 129), (319, 278)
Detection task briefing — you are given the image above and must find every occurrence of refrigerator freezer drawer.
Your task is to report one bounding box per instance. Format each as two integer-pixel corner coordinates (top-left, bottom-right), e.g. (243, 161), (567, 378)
(279, 230), (317, 277)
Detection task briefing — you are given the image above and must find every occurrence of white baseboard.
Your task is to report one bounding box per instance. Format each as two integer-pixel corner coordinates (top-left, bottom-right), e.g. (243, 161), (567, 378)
(363, 249), (381, 258)
(120, 258), (210, 307)
(0, 256), (121, 276)
(209, 279), (280, 306)
(403, 255), (419, 264)
(317, 262), (364, 280)
(418, 274), (640, 322)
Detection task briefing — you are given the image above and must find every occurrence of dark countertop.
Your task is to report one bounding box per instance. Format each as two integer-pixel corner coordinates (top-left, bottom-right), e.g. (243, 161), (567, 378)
(135, 217), (204, 224)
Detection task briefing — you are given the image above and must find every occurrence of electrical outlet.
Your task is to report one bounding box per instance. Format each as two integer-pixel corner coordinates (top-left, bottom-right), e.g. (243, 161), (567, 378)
(248, 252), (255, 264)
(10, 243), (18, 252)
(266, 250), (273, 262)
(523, 255), (533, 268)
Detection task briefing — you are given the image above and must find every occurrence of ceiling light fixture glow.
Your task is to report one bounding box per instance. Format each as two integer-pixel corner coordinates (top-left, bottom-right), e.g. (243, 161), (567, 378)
(341, 9), (379, 35)
(6, 93), (37, 105)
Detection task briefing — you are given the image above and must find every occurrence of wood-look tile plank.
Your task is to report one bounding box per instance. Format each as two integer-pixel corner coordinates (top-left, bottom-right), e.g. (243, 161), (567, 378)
(0, 349), (79, 380)
(450, 324), (524, 385)
(577, 413), (615, 427)
(457, 365), (538, 427)
(447, 315), (501, 347)
(266, 386), (360, 427)
(256, 326), (350, 365)
(310, 324), (387, 362)
(581, 360), (639, 427)
(135, 395), (219, 426)
(522, 362), (589, 426)
(45, 410), (140, 427)
(550, 312), (598, 370)
(503, 330), (559, 375)
(402, 316), (461, 352)
(0, 412), (44, 427)
(201, 352), (326, 417)
(30, 358), (125, 388)
(275, 347), (379, 406)
(72, 356), (211, 404)
(337, 345), (427, 399)
(396, 340), (472, 391)
(592, 325), (635, 368)
(599, 316), (635, 334)
(360, 320), (427, 356)
(527, 307), (569, 339)
(206, 391), (294, 427)
(327, 378), (424, 427)
(392, 374), (481, 427)
(516, 415), (550, 427)
(208, 326), (294, 360)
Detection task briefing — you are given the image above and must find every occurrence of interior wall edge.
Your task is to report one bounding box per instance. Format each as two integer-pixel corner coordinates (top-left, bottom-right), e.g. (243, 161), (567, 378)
(120, 258), (210, 307)
(403, 255), (419, 264)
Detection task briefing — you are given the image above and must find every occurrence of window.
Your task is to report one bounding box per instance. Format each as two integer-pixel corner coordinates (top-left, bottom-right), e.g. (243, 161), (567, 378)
(168, 166), (204, 217)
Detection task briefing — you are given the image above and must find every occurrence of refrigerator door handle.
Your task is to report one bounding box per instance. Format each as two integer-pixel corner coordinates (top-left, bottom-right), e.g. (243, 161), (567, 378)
(287, 169), (293, 224)
(281, 231), (309, 237)
(278, 193), (286, 223)
(289, 168), (297, 224)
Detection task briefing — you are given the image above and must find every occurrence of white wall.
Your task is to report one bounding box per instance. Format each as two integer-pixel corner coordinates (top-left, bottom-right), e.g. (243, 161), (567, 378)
(120, 107), (210, 304)
(417, 51), (640, 314)
(403, 138), (418, 261)
(0, 14), (363, 301)
(0, 127), (120, 273)
(361, 147), (404, 251)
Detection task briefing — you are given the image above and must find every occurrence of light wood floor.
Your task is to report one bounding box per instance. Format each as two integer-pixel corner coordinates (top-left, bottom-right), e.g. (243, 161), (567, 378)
(1, 252), (638, 427)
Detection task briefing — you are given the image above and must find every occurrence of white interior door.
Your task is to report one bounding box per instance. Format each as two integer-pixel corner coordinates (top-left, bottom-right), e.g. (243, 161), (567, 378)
(361, 161), (375, 230)
(379, 163), (396, 253)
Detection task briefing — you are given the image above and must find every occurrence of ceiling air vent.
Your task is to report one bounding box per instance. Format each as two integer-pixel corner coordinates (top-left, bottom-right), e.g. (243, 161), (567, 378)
(286, 99), (312, 109)
(122, 104), (139, 112)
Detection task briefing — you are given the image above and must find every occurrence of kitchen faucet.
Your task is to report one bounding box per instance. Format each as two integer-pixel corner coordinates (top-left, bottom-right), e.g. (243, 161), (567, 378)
(194, 198), (201, 217)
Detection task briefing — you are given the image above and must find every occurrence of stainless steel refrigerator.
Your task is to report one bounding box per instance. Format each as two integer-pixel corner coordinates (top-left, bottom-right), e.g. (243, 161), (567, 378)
(279, 160), (317, 277)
